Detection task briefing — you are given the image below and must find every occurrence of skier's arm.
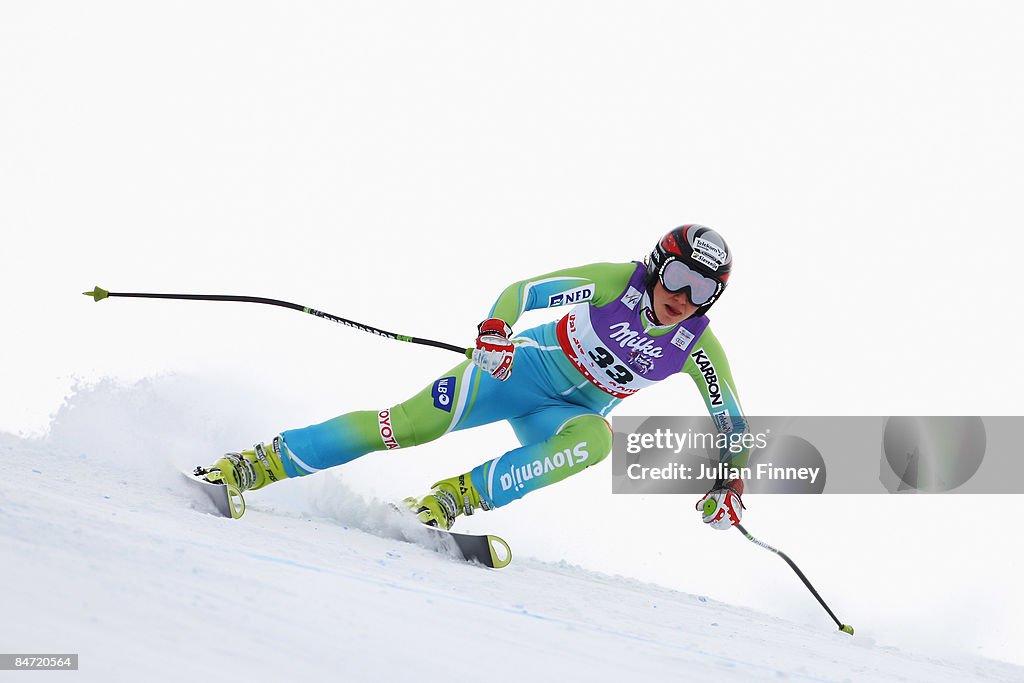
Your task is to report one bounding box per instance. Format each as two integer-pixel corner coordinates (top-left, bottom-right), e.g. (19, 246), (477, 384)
(682, 328), (751, 470)
(486, 262), (637, 328)
(685, 328), (750, 530)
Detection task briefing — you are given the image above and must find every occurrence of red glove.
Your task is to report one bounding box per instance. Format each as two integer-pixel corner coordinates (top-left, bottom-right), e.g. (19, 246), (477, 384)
(697, 478), (745, 530)
(472, 318), (515, 381)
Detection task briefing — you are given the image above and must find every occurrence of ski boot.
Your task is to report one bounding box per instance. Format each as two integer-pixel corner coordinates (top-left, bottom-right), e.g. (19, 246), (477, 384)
(403, 472), (490, 530)
(195, 437), (289, 493)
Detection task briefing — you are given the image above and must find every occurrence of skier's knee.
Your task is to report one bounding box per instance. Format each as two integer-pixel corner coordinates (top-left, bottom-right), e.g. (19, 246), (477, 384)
(379, 403), (420, 449)
(559, 415), (613, 468)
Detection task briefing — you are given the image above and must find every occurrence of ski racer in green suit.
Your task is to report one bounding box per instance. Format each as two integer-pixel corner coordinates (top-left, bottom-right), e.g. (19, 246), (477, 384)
(200, 225), (748, 531)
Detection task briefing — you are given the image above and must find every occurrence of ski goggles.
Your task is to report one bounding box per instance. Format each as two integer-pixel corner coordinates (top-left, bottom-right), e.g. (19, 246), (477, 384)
(658, 259), (721, 306)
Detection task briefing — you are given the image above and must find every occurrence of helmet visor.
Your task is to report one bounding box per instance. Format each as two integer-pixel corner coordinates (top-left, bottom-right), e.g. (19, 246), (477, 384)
(659, 259), (720, 306)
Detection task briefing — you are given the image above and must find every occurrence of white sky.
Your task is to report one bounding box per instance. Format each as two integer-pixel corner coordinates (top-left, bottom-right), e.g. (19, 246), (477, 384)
(3, 0), (1023, 667)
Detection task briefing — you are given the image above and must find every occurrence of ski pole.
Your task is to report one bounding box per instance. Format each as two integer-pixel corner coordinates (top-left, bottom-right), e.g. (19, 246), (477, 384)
(82, 286), (472, 357)
(735, 523), (854, 635)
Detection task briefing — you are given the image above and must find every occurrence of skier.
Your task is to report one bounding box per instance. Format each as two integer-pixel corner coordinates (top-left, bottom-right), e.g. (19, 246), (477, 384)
(198, 225), (748, 531)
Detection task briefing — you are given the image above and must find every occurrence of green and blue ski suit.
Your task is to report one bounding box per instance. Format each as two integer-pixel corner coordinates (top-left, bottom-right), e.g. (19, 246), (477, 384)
(276, 261), (748, 508)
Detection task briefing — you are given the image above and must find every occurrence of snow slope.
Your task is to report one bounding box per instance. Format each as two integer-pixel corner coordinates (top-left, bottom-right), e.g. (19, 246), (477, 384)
(2, 382), (1021, 683)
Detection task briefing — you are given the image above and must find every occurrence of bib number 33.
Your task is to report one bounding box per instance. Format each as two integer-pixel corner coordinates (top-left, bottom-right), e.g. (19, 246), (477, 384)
(587, 346), (634, 383)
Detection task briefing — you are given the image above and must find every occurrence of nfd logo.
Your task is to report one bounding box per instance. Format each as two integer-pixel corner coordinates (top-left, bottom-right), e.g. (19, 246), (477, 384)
(432, 376), (456, 412)
(549, 286), (594, 307)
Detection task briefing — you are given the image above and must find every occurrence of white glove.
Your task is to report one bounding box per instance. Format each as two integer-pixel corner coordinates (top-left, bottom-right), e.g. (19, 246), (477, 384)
(472, 317), (515, 381)
(697, 478), (745, 530)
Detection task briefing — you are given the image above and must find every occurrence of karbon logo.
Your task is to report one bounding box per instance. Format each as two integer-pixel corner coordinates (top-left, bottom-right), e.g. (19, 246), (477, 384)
(500, 442), (590, 492)
(377, 409), (401, 449)
(690, 348), (723, 406)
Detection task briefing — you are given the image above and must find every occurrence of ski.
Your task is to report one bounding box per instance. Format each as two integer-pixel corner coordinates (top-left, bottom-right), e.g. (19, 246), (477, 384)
(413, 526), (512, 569)
(386, 503), (512, 569)
(181, 468), (246, 519)
(182, 469), (512, 568)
